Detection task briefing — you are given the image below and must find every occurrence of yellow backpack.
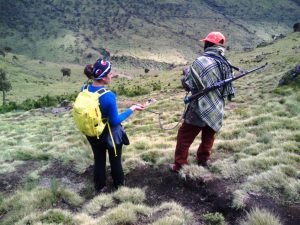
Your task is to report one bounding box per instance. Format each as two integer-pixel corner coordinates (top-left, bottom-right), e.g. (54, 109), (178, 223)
(72, 86), (117, 156)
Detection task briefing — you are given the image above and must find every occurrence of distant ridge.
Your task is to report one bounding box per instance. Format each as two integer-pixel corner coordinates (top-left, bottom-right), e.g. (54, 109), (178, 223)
(0, 0), (299, 66)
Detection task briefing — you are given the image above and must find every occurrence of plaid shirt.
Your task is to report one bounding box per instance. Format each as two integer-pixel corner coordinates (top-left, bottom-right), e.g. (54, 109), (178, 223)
(183, 46), (235, 132)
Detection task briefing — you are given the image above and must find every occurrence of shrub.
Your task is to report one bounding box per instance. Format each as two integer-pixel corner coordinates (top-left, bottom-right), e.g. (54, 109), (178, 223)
(203, 212), (226, 225)
(151, 81), (162, 91)
(0, 93), (77, 113)
(40, 210), (74, 224)
(112, 85), (150, 97)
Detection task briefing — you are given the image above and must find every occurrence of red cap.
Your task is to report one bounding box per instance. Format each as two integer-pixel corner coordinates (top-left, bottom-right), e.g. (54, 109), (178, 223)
(200, 32), (226, 45)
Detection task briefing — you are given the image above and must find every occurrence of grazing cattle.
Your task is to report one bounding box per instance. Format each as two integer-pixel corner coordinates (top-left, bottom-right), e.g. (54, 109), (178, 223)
(61, 67), (71, 77)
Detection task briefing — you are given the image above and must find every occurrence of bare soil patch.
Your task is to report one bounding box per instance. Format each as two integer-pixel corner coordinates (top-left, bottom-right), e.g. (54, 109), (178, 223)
(0, 160), (41, 194)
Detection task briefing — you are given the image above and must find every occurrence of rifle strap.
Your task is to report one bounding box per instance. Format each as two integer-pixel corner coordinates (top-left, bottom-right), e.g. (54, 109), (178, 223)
(203, 53), (240, 72)
(204, 53), (238, 98)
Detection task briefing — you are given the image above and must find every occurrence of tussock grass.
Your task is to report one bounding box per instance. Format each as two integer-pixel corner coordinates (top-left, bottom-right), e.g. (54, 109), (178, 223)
(0, 186), (83, 225)
(97, 202), (151, 225)
(123, 157), (147, 174)
(151, 201), (195, 225)
(83, 194), (114, 215)
(113, 186), (146, 204)
(232, 190), (249, 209)
(83, 189), (196, 225)
(83, 187), (145, 216)
(242, 166), (300, 202)
(15, 209), (75, 225)
(0, 160), (23, 173)
(73, 213), (98, 225)
(240, 208), (282, 225)
(179, 165), (210, 181)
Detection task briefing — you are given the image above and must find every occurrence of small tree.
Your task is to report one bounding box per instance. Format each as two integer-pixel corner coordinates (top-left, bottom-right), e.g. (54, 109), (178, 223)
(61, 67), (71, 77)
(0, 69), (12, 105)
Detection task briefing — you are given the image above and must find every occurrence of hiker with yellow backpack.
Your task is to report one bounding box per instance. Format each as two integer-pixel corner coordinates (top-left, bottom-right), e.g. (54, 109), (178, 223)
(73, 59), (144, 192)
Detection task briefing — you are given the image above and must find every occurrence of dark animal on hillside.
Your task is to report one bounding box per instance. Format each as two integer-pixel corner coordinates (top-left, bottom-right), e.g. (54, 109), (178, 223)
(4, 47), (12, 52)
(61, 67), (71, 77)
(293, 23), (300, 32)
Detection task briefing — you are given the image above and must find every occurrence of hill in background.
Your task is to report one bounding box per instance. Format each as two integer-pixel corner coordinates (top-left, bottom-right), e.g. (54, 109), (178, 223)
(0, 0), (299, 68)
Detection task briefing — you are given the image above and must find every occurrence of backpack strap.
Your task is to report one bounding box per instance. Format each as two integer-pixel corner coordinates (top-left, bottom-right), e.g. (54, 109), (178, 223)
(80, 84), (89, 91)
(107, 123), (117, 157)
(96, 88), (117, 157)
(96, 88), (110, 97)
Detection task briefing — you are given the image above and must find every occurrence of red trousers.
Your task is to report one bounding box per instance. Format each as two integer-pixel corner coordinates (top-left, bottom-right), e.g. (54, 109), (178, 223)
(174, 121), (216, 167)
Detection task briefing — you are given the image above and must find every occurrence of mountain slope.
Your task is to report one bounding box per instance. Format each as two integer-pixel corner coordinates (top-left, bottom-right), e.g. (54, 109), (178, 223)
(0, 0), (299, 66)
(0, 32), (299, 225)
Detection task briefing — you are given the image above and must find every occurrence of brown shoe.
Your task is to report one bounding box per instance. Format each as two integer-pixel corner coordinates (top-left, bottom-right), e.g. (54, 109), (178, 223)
(169, 163), (181, 173)
(196, 156), (209, 168)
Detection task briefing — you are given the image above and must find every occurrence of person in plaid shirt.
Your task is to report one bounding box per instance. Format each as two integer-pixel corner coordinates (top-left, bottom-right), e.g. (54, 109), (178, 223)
(170, 31), (235, 172)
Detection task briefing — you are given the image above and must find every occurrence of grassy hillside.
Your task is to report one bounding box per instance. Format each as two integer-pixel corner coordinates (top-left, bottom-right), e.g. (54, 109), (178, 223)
(0, 0), (299, 67)
(0, 33), (299, 224)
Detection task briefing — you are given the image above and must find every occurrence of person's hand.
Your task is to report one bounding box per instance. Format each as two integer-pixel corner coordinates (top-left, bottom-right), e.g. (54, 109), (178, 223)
(130, 104), (145, 111)
(182, 67), (189, 76)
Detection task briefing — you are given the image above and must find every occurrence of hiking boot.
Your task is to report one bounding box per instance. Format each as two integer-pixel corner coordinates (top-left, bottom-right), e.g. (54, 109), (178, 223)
(198, 161), (208, 168)
(95, 186), (108, 195)
(197, 158), (209, 168)
(169, 163), (181, 173)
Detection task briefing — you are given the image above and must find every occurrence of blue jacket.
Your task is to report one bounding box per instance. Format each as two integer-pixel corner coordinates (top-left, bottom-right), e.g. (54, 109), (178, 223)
(81, 85), (132, 147)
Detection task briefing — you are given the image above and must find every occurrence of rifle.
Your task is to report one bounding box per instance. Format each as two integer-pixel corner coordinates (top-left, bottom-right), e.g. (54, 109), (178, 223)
(184, 63), (268, 104)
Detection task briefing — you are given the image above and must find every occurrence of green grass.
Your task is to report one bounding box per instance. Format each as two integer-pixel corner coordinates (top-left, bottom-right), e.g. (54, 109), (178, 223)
(203, 212), (226, 225)
(241, 208), (282, 225)
(0, 185), (83, 225)
(15, 209), (76, 225)
(0, 32), (299, 224)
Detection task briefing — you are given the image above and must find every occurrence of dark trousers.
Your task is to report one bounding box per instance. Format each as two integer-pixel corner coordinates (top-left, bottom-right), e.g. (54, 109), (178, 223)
(174, 121), (216, 167)
(87, 136), (124, 191)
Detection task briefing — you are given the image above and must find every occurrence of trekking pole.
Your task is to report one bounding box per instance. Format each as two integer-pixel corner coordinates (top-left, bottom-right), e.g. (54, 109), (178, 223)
(184, 63), (268, 104)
